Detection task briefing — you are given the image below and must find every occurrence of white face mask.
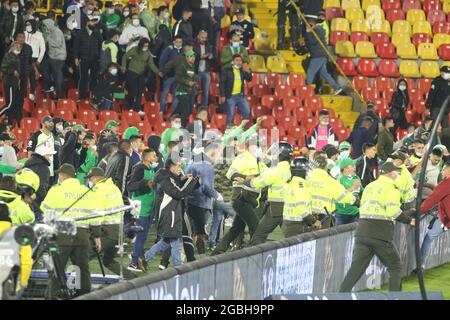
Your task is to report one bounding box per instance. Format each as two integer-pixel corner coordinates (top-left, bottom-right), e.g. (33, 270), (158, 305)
(110, 68), (118, 76)
(123, 11), (129, 17)
(132, 19), (140, 26)
(232, 41), (240, 48)
(173, 123), (181, 129)
(13, 50), (21, 55)
(254, 148), (263, 158)
(142, 47), (148, 52)
(320, 120), (329, 126)
(86, 9), (93, 15)
(444, 73), (450, 80)
(340, 150), (350, 160)
(88, 181), (94, 188)
(151, 162), (158, 169)
(399, 85), (407, 91)
(26, 25), (33, 33)
(56, 125), (64, 133)
(107, 8), (114, 14)
(11, 6), (18, 13)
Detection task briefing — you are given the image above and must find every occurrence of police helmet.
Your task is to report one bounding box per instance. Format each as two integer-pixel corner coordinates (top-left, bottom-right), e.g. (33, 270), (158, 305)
(16, 169), (40, 196)
(267, 141), (294, 162)
(290, 157), (311, 178)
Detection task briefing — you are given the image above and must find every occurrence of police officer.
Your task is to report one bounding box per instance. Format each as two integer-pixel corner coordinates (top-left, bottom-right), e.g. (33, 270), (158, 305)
(248, 142), (293, 245)
(0, 203), (32, 300)
(308, 154), (355, 228)
(426, 65), (450, 129)
(389, 151), (416, 209)
(340, 162), (415, 292)
(16, 168), (43, 222)
(41, 164), (93, 299)
(211, 137), (267, 255)
(277, 0), (305, 54)
(282, 157), (321, 238)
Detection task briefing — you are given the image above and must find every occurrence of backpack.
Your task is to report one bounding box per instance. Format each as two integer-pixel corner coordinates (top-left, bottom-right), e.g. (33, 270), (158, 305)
(99, 45), (112, 74)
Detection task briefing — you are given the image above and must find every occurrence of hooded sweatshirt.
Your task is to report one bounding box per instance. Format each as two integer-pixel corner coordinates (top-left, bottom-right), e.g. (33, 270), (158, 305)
(42, 19), (67, 61)
(24, 19), (46, 63)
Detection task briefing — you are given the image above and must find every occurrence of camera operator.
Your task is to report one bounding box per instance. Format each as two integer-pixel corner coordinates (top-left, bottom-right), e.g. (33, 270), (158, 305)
(60, 123), (85, 170)
(0, 175), (35, 226)
(41, 164), (95, 299)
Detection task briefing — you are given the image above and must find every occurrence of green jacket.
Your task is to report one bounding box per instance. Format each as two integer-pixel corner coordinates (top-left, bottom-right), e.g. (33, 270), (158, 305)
(101, 13), (121, 30)
(102, 41), (118, 64)
(77, 148), (98, 184)
(174, 58), (196, 96)
(335, 174), (363, 216)
(220, 45), (249, 69)
(140, 10), (158, 39)
(122, 46), (159, 75)
(377, 127), (394, 162)
(161, 127), (182, 156)
(223, 123), (259, 145)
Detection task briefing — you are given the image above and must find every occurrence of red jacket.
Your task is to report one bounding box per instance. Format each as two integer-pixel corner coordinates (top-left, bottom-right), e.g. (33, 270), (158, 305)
(421, 176), (450, 227)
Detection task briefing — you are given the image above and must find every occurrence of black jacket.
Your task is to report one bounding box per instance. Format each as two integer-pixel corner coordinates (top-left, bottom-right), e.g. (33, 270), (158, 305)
(97, 131), (119, 160)
(24, 153), (50, 204)
(105, 150), (132, 195)
(73, 28), (102, 62)
(356, 155), (377, 188)
(220, 66), (252, 99)
(229, 20), (254, 47)
(353, 110), (380, 139)
(18, 43), (33, 77)
(0, 11), (24, 42)
(153, 169), (198, 238)
(173, 19), (194, 44)
(152, 24), (172, 65)
(1, 51), (20, 83)
(92, 72), (121, 104)
(305, 25), (328, 58)
(60, 131), (80, 169)
(127, 163), (151, 194)
(425, 76), (450, 111)
(193, 40), (213, 73)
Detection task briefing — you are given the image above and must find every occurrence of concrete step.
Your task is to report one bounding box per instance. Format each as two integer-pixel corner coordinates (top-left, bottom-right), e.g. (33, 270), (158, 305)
(320, 96), (353, 112)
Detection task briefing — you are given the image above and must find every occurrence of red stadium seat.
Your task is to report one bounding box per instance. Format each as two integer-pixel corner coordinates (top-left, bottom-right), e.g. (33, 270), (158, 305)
(404, 78), (416, 89)
(134, 121), (152, 137)
(412, 100), (426, 114)
(383, 88), (396, 102)
(247, 73), (260, 88)
(77, 100), (92, 111)
(143, 102), (159, 115)
(53, 109), (74, 121)
(410, 88), (425, 102)
(402, 0), (421, 12)
(337, 58), (358, 76)
(386, 9), (405, 24)
(252, 84), (271, 96)
(259, 115), (276, 129)
(295, 85), (315, 99)
(325, 7), (344, 21)
(382, 0), (400, 11)
(77, 109), (96, 122)
(57, 99), (77, 113)
(305, 96), (324, 110)
(68, 88), (79, 101)
(418, 78), (433, 95)
(261, 95), (279, 109)
(20, 118), (40, 132)
(295, 107), (314, 121)
(286, 74), (306, 90)
(31, 108), (51, 121)
(371, 32), (390, 47)
(11, 128), (29, 145)
(251, 105), (270, 119)
(423, 0), (441, 13)
(330, 31), (349, 46)
(22, 98), (33, 115)
(122, 111), (142, 125)
(283, 96), (303, 111)
(412, 33), (433, 47)
(433, 21), (450, 34)
(350, 32), (369, 45)
(264, 73), (283, 88)
(99, 110), (119, 122)
(361, 87), (380, 102)
(287, 126), (305, 141)
(438, 44), (450, 60)
(352, 76), (370, 93)
(274, 85), (293, 99)
(36, 98), (55, 113)
(358, 59), (378, 77)
(427, 10), (446, 24)
(378, 60), (400, 78)
(246, 95), (259, 109)
(375, 76), (395, 93)
(278, 115), (298, 129)
(373, 98), (388, 111)
(212, 114), (227, 131)
(272, 106), (292, 118)
(376, 43), (397, 59)
(88, 120), (105, 134)
(146, 113), (164, 128)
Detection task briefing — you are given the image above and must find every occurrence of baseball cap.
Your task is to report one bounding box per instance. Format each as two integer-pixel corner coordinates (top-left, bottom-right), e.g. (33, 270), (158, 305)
(74, 124), (85, 132)
(184, 49), (196, 57)
(380, 162), (402, 174)
(440, 65), (450, 73)
(0, 133), (13, 141)
(123, 126), (141, 140)
(339, 141), (351, 151)
(319, 109), (329, 116)
(59, 163), (76, 178)
(63, 122), (74, 129)
(389, 151), (407, 162)
(105, 120), (120, 130)
(433, 144), (448, 152)
(35, 145), (57, 156)
(236, 7), (245, 15)
(41, 115), (53, 123)
(85, 167), (105, 179)
(339, 158), (356, 170)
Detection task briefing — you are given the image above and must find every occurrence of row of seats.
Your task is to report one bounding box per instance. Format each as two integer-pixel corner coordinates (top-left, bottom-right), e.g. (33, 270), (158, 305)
(352, 75), (432, 93)
(338, 57), (447, 77)
(324, 0), (445, 13)
(331, 18), (437, 35)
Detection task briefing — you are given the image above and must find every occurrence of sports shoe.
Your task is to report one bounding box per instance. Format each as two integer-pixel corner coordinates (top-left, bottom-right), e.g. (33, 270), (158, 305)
(138, 110), (145, 116)
(44, 86), (54, 93)
(333, 88), (344, 96)
(127, 263), (142, 272)
(28, 94), (35, 101)
(158, 264), (167, 270)
(137, 257), (147, 272)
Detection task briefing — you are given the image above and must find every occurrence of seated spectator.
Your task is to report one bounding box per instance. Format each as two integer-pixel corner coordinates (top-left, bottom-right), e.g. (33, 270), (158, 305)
(92, 63), (122, 111)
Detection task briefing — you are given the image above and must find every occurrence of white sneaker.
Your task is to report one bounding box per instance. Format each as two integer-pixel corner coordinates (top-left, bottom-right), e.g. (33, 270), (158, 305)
(333, 88), (343, 96)
(138, 111), (145, 116)
(224, 217), (233, 227)
(28, 94), (35, 101)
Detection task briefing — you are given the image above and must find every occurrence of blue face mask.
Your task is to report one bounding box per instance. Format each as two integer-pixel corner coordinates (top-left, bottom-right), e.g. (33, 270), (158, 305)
(110, 68), (118, 76)
(232, 41), (240, 48)
(0, 146), (4, 156)
(173, 123), (182, 129)
(254, 148), (262, 158)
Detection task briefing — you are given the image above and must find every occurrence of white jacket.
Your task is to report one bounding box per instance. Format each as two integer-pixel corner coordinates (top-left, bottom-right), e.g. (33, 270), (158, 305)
(118, 24), (150, 52)
(25, 30), (46, 63)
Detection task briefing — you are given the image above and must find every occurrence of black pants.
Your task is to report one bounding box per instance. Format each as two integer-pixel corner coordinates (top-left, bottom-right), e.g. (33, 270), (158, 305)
(176, 94), (195, 127)
(41, 58), (65, 99)
(431, 107), (449, 129)
(277, 3), (301, 50)
(78, 59), (99, 100)
(187, 204), (210, 235)
(126, 71), (146, 111)
(0, 76), (21, 126)
(29, 58), (38, 95)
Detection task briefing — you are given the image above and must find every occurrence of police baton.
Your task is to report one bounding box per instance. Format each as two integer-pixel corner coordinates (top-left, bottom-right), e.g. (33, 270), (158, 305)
(322, 206), (334, 227)
(91, 237), (106, 278)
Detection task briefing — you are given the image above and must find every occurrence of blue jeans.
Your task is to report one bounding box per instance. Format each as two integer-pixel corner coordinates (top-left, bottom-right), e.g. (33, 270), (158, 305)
(144, 237), (183, 266)
(208, 200), (236, 247)
(306, 57), (340, 91)
(131, 216), (152, 264)
(198, 71), (211, 107)
(225, 94), (250, 124)
(99, 98), (113, 110)
(335, 214), (359, 225)
(160, 77), (178, 113)
(420, 216), (447, 266)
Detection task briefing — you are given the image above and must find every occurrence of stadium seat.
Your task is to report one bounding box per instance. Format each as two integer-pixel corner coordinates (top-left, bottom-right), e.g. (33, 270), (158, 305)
(376, 42), (397, 58)
(361, 87), (380, 101)
(404, 78), (416, 89)
(392, 33), (412, 47)
(335, 40), (357, 57)
(350, 31), (369, 45)
(246, 95), (258, 109)
(433, 21), (450, 34)
(418, 78), (433, 95)
(397, 42), (418, 58)
(295, 107), (314, 120)
(295, 85), (315, 98)
(378, 59), (400, 77)
(277, 115), (298, 128)
(358, 58), (379, 76)
(413, 21), (432, 35)
(246, 74), (260, 89)
(249, 55), (268, 72)
(352, 75), (371, 92)
(122, 111), (142, 125)
(371, 32), (390, 46)
(326, 7), (345, 20)
(420, 61), (440, 78)
(406, 9), (426, 25)
(147, 113), (164, 130)
(375, 76), (395, 93)
(423, 0), (442, 13)
(392, 20), (412, 35)
(57, 99), (77, 114)
(286, 74), (306, 90)
(143, 102), (159, 115)
(337, 58), (358, 76)
(346, 7), (365, 22)
(371, 19), (392, 35)
(305, 96), (325, 112)
(77, 109), (96, 122)
(266, 56), (289, 73)
(366, 4), (385, 19)
(264, 73), (283, 89)
(330, 31), (350, 46)
(283, 97), (303, 112)
(252, 84), (272, 96)
(31, 108), (50, 121)
(362, 0), (381, 11)
(351, 19), (370, 34)
(261, 95), (279, 108)
(382, 0), (401, 11)
(134, 121), (152, 137)
(418, 43), (439, 59)
(36, 98), (56, 113)
(259, 115), (276, 129)
(20, 118), (40, 132)
(433, 33), (450, 48)
(399, 60), (421, 78)
(342, 0), (361, 10)
(402, 0), (421, 11)
(331, 18), (351, 33)
(324, 0), (341, 8)
(355, 41), (378, 57)
(99, 110), (119, 122)
(251, 105), (270, 119)
(274, 85), (293, 99)
(427, 9), (446, 24)
(87, 120), (104, 134)
(383, 87), (396, 102)
(443, 1), (450, 14)
(438, 43), (450, 60)
(412, 33), (433, 47)
(386, 9), (405, 23)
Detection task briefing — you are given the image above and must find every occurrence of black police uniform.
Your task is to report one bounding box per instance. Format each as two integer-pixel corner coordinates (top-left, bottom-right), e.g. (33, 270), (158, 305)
(277, 0), (304, 54)
(426, 66), (450, 129)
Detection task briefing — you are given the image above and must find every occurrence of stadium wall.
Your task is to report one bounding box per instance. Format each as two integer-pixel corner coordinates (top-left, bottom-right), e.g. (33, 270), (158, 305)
(77, 217), (450, 300)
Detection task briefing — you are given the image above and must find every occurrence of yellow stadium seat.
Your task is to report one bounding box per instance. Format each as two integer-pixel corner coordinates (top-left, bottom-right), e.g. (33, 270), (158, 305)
(420, 61), (440, 78)
(355, 41), (378, 57)
(335, 40), (357, 57)
(413, 21), (432, 35)
(342, 0), (361, 10)
(397, 43), (418, 58)
(392, 33), (412, 47)
(433, 33), (450, 48)
(444, 1), (450, 14)
(346, 8), (365, 22)
(221, 14), (231, 29)
(266, 56), (289, 73)
(249, 55), (268, 72)
(442, 61), (450, 68)
(406, 9), (426, 25)
(253, 36), (276, 53)
(331, 18), (351, 33)
(287, 62), (305, 75)
(392, 20), (412, 35)
(399, 60), (421, 78)
(418, 43), (439, 60)
(352, 19), (371, 34)
(324, 0), (341, 8)
(371, 19), (392, 35)
(362, 0), (381, 11)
